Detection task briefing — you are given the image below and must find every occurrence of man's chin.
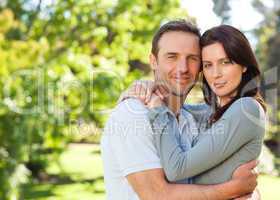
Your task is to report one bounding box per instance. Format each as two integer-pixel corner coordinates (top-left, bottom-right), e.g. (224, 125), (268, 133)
(170, 88), (189, 97)
(171, 91), (186, 97)
(171, 84), (196, 97)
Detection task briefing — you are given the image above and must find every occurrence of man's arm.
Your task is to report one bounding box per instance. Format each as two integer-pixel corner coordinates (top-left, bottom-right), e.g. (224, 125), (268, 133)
(127, 160), (258, 200)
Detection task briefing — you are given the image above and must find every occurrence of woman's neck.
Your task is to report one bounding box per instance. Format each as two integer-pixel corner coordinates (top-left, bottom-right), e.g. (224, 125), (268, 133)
(218, 95), (236, 107)
(218, 97), (229, 107)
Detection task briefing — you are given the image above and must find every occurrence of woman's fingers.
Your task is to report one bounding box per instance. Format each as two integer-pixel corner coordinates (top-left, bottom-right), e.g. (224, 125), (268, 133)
(134, 81), (142, 98)
(122, 80), (170, 104)
(145, 86), (152, 104)
(127, 85), (136, 98)
(146, 93), (164, 109)
(140, 82), (147, 102)
(145, 81), (156, 104)
(157, 84), (169, 97)
(132, 80), (153, 103)
(155, 89), (164, 100)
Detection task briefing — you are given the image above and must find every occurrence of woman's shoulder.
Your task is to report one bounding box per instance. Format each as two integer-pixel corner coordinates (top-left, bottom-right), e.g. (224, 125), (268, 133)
(223, 97), (266, 121)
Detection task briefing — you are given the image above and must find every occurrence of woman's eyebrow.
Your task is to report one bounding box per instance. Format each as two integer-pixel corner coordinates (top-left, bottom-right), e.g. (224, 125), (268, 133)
(218, 57), (230, 61)
(202, 57), (229, 63)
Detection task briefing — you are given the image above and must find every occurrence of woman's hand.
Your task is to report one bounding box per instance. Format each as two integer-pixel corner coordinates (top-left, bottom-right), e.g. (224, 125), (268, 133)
(118, 80), (168, 104)
(146, 93), (165, 109)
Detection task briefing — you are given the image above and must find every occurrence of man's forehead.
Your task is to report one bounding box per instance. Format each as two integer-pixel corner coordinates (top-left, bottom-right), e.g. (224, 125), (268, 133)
(158, 31), (200, 54)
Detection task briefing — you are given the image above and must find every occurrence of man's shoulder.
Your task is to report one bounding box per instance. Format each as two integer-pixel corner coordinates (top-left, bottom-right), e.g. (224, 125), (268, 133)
(102, 98), (156, 147)
(112, 98), (149, 119)
(105, 98), (150, 130)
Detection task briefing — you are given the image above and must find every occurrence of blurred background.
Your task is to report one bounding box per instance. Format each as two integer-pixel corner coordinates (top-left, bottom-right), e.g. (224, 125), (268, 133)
(0, 0), (279, 199)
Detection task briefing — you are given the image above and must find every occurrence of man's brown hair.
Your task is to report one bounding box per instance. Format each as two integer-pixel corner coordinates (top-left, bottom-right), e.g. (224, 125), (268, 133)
(151, 19), (201, 57)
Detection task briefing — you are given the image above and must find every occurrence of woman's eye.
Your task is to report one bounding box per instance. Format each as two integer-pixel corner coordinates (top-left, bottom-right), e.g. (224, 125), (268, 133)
(221, 60), (233, 65)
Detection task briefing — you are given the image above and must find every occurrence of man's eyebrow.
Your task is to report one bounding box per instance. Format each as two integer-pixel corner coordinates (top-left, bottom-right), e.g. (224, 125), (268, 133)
(164, 53), (201, 57)
(188, 54), (201, 58)
(164, 52), (178, 56)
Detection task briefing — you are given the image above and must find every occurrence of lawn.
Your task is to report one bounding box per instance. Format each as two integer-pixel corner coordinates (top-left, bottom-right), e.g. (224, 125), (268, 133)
(22, 143), (280, 200)
(22, 144), (105, 200)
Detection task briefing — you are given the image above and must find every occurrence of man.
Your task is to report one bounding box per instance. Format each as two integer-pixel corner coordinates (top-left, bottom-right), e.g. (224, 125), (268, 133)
(101, 20), (258, 200)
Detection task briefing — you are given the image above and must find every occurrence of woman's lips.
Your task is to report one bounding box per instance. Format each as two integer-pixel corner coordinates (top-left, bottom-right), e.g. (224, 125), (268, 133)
(213, 81), (227, 88)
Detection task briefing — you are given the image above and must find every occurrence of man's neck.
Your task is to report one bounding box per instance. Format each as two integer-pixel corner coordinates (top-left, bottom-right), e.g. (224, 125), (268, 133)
(165, 94), (187, 116)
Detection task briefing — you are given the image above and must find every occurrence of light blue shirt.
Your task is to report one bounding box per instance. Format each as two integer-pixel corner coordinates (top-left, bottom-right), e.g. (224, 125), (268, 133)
(149, 104), (199, 184)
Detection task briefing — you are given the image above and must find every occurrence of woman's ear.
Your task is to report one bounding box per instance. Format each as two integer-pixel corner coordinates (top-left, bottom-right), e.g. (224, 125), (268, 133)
(149, 53), (157, 70)
(242, 66), (247, 73)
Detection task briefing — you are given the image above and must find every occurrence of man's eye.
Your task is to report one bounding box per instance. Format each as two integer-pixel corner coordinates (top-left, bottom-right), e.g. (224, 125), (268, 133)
(203, 63), (211, 68)
(168, 56), (176, 59)
(190, 56), (199, 61)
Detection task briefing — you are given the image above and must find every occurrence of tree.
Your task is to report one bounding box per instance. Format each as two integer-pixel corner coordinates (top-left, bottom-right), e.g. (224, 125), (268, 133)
(0, 1), (190, 199)
(212, 0), (232, 23)
(252, 0), (280, 157)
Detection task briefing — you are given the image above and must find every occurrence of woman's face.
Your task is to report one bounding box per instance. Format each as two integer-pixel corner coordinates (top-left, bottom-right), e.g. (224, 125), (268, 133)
(202, 42), (247, 106)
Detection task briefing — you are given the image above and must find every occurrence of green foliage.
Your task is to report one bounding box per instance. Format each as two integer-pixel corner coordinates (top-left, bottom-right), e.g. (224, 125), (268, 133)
(252, 0), (280, 158)
(0, 1), (189, 199)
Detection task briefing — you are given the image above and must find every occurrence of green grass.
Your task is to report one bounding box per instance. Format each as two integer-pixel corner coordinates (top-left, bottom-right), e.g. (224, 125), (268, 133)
(22, 143), (280, 200)
(21, 144), (105, 200)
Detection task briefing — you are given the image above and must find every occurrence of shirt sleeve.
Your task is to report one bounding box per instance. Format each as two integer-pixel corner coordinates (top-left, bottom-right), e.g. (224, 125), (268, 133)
(107, 99), (162, 177)
(148, 97), (266, 182)
(184, 103), (212, 124)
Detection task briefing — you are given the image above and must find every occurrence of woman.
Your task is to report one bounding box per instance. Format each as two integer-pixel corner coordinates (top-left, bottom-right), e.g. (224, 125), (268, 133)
(120, 25), (266, 185)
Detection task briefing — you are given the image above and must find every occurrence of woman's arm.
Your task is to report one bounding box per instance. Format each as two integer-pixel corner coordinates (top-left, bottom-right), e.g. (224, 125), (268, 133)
(149, 97), (266, 182)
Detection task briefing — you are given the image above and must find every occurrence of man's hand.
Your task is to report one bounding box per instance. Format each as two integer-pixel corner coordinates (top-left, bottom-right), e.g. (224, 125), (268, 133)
(231, 160), (259, 198)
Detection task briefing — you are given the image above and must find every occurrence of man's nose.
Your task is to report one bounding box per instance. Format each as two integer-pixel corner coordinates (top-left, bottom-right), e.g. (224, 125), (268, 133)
(177, 58), (188, 73)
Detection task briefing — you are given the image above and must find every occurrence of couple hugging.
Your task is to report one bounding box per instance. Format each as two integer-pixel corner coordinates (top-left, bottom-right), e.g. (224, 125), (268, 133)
(101, 19), (266, 200)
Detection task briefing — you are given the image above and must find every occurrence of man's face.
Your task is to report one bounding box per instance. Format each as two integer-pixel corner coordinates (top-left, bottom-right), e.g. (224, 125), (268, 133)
(150, 31), (201, 97)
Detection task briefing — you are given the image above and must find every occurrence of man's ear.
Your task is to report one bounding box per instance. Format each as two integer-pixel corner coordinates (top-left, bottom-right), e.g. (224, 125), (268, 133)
(149, 53), (157, 70)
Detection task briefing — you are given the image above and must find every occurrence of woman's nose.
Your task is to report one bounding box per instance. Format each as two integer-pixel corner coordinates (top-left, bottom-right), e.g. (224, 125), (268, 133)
(212, 65), (222, 78)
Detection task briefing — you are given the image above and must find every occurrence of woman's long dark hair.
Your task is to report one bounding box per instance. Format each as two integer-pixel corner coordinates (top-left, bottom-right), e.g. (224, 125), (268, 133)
(200, 25), (266, 125)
